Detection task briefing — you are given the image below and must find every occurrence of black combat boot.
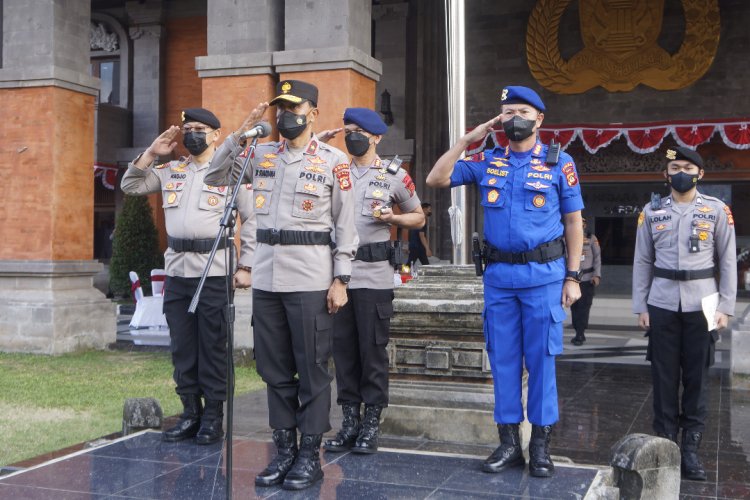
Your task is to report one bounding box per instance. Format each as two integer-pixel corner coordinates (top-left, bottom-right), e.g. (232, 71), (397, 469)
(528, 424), (555, 478)
(351, 404), (383, 454)
(482, 424), (525, 473)
(256, 429), (298, 486)
(282, 434), (324, 490)
(681, 430), (707, 481)
(162, 394), (202, 442)
(656, 431), (678, 444)
(324, 402), (361, 452)
(195, 399), (224, 445)
(571, 331), (585, 346)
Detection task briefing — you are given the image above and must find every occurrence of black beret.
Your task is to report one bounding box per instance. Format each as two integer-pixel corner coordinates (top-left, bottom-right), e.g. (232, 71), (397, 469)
(270, 80), (319, 107)
(665, 146), (704, 169)
(343, 107), (388, 135)
(182, 108), (220, 129)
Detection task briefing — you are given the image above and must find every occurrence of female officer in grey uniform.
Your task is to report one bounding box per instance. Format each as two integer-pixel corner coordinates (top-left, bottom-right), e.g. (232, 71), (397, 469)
(317, 108), (425, 455)
(633, 146), (736, 481)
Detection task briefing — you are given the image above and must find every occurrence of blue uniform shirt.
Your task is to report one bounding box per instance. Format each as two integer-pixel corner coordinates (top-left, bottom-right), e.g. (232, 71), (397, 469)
(451, 141), (584, 288)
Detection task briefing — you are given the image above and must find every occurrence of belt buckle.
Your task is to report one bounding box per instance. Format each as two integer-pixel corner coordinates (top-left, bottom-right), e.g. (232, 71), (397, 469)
(679, 270), (689, 280)
(269, 229), (281, 246)
(512, 253), (527, 265)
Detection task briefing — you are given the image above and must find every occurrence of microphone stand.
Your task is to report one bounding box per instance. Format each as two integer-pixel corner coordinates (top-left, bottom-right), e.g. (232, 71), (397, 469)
(189, 135), (259, 500)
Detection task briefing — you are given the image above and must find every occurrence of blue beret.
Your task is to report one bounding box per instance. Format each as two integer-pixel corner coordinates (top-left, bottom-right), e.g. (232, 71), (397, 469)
(343, 107), (388, 135)
(182, 108), (221, 129)
(500, 86), (545, 112)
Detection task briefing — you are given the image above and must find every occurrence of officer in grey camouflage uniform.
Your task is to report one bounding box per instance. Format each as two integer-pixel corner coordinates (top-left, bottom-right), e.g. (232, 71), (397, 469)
(316, 108), (425, 455)
(206, 80), (358, 491)
(633, 146), (736, 481)
(121, 108), (256, 446)
(570, 217), (601, 345)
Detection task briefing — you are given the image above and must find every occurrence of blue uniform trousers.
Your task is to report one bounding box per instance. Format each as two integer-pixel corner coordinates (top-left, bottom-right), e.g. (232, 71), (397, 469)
(484, 280), (565, 426)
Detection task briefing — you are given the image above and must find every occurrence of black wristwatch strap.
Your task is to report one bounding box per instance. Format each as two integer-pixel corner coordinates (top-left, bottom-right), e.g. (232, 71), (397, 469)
(334, 275), (351, 284)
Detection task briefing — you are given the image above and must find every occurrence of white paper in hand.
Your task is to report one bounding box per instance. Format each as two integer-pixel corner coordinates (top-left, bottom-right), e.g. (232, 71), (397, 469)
(701, 292), (720, 331)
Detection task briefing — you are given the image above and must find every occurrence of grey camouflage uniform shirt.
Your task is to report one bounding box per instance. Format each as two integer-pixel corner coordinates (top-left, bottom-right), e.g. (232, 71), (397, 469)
(632, 192), (737, 315)
(350, 156), (421, 289)
(206, 134), (358, 293)
(121, 154), (256, 278)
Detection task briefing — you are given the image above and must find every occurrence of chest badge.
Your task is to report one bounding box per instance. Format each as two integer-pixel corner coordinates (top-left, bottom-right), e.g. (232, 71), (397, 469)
(372, 189), (384, 198)
(304, 183), (317, 193)
(165, 182), (175, 190)
(488, 177), (498, 186)
(699, 231), (709, 241)
(207, 195), (220, 206)
(376, 174), (386, 181)
(167, 192), (177, 204)
(258, 160), (275, 168)
(655, 224), (667, 231)
(526, 181), (550, 190)
(255, 194), (266, 209)
(487, 189), (500, 203)
(533, 194), (546, 208)
(302, 199), (314, 212)
(697, 206), (712, 213)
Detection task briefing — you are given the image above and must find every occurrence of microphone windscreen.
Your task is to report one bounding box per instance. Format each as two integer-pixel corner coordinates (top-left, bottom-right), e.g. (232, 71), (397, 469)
(257, 121), (272, 138)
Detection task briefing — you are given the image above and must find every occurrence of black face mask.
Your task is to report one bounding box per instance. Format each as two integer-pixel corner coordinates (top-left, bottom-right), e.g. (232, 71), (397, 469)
(277, 110), (309, 140)
(668, 172), (700, 193)
(502, 115), (536, 142)
(345, 132), (371, 157)
(183, 131), (209, 156)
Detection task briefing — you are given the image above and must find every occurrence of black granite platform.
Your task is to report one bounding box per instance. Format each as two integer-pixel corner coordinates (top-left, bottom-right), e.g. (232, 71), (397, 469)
(0, 431), (599, 499)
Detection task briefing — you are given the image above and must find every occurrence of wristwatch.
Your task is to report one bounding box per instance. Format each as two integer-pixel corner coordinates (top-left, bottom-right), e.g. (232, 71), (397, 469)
(565, 269), (582, 282)
(334, 275), (351, 285)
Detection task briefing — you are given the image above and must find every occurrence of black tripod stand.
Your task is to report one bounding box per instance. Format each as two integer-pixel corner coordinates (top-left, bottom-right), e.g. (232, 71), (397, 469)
(189, 133), (260, 500)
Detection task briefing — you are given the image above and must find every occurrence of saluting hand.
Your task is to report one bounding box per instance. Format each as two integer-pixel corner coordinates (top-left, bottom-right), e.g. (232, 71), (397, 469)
(149, 126), (180, 156)
(317, 128), (343, 144)
(461, 114), (502, 145)
(561, 280), (581, 307)
(234, 102), (270, 140)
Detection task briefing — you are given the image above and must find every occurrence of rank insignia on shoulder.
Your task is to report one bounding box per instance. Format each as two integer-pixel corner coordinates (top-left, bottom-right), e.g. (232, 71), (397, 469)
(724, 205), (735, 225)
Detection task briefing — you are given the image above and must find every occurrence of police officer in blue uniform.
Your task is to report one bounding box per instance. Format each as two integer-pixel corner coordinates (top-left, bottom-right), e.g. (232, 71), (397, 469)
(427, 86), (584, 478)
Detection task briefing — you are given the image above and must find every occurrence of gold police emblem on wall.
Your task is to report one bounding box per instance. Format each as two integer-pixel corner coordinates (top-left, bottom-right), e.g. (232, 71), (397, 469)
(526, 0), (720, 94)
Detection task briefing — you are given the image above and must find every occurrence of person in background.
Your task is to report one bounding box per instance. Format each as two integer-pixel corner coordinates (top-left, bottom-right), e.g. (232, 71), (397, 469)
(570, 217), (601, 345)
(408, 202), (432, 266)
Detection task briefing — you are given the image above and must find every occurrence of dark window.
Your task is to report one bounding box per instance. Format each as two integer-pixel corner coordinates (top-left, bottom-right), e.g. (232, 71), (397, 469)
(90, 58), (121, 105)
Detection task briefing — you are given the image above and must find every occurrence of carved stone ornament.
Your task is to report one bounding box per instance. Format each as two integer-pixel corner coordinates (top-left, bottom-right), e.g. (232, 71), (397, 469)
(526, 0), (720, 94)
(90, 22), (119, 52)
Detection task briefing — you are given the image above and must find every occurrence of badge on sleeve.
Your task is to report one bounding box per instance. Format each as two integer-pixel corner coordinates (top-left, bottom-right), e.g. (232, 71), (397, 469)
(333, 163), (352, 191)
(638, 212), (645, 227)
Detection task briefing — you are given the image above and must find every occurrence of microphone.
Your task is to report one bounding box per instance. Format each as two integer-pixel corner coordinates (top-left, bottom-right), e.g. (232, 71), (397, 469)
(240, 121), (272, 140)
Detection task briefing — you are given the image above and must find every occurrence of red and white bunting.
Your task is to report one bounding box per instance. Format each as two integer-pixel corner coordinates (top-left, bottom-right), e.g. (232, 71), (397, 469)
(464, 119), (750, 156)
(94, 163), (119, 190)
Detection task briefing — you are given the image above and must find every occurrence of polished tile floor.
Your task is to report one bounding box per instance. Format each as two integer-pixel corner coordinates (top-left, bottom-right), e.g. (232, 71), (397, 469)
(2, 321), (749, 499)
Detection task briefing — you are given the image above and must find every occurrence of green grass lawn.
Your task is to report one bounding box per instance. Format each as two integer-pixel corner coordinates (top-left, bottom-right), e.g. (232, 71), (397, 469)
(0, 350), (264, 467)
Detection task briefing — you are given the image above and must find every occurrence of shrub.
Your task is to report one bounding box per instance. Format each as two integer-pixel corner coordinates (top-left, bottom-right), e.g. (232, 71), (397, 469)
(109, 195), (163, 297)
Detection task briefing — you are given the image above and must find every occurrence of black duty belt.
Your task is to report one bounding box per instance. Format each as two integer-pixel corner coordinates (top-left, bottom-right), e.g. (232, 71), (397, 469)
(581, 267), (595, 275)
(168, 236), (226, 253)
(653, 267), (715, 281)
(355, 241), (392, 262)
(257, 229), (332, 246)
(485, 237), (564, 265)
